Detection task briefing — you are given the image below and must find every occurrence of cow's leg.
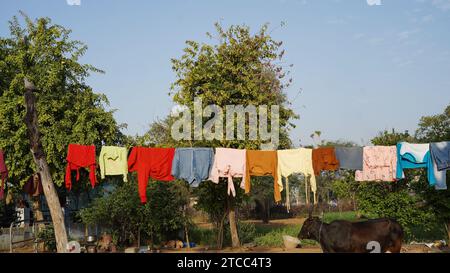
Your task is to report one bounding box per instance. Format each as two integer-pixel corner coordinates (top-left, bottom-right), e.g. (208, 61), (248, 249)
(386, 240), (402, 253)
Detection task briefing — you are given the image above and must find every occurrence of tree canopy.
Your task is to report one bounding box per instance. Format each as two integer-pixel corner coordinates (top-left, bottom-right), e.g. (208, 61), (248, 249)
(0, 14), (125, 190)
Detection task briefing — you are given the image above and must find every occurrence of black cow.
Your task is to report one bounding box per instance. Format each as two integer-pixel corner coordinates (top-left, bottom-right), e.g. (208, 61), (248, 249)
(298, 215), (404, 253)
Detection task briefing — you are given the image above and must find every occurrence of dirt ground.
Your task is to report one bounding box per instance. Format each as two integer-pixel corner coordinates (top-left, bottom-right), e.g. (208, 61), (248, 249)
(196, 217), (305, 229)
(158, 244), (450, 253)
(4, 217), (447, 253)
(4, 243), (446, 253)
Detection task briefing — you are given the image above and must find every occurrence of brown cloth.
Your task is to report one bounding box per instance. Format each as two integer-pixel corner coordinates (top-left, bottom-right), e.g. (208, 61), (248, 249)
(23, 173), (44, 197)
(245, 150), (281, 202)
(312, 147), (340, 175)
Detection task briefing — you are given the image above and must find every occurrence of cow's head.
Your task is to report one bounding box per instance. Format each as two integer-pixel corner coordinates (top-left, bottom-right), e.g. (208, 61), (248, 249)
(298, 216), (322, 240)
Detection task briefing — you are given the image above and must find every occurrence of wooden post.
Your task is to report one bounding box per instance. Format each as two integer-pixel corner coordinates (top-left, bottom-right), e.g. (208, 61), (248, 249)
(23, 78), (68, 253)
(183, 205), (190, 250)
(446, 222), (450, 244)
(227, 194), (240, 248)
(305, 176), (310, 205)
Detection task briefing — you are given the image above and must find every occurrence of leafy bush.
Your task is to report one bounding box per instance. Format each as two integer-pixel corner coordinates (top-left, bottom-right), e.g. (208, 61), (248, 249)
(237, 221), (257, 244)
(79, 178), (190, 247)
(0, 200), (16, 227)
(356, 181), (437, 241)
(189, 226), (216, 246)
(36, 226), (57, 252)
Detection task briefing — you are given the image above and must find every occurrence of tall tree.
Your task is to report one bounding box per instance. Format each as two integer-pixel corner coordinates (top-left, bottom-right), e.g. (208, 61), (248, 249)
(168, 23), (298, 247)
(0, 14), (124, 251)
(356, 129), (439, 240)
(414, 104), (450, 241)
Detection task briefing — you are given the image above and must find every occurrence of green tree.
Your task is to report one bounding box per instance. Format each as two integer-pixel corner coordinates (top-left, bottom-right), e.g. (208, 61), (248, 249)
(356, 129), (439, 240)
(414, 104), (450, 241)
(0, 14), (124, 251)
(169, 23), (298, 247)
(0, 14), (125, 189)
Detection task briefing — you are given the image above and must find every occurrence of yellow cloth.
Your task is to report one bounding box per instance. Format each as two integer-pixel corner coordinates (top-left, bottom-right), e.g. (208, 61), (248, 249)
(277, 148), (317, 206)
(99, 146), (128, 182)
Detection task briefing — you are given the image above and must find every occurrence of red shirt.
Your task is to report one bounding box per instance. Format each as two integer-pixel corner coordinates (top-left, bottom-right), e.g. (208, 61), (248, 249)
(65, 144), (97, 190)
(128, 147), (175, 203)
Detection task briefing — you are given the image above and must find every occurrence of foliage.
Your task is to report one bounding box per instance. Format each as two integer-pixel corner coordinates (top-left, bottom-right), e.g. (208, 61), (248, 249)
(79, 178), (190, 247)
(0, 14), (125, 188)
(371, 129), (415, 146)
(414, 104), (450, 234)
(168, 23), (299, 244)
(415, 105), (450, 142)
(0, 199), (16, 227)
(331, 172), (359, 207)
(356, 181), (436, 240)
(354, 105), (450, 241)
(36, 225), (57, 252)
(170, 22), (298, 149)
(189, 225), (216, 246)
(237, 221), (257, 244)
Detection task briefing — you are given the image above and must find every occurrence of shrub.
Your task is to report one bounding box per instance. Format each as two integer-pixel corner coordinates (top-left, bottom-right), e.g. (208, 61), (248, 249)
(79, 178), (190, 247)
(36, 226), (56, 252)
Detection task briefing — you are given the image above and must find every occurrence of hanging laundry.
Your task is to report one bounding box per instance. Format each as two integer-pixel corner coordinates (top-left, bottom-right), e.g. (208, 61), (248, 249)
(277, 148), (318, 210)
(396, 142), (445, 190)
(312, 147), (340, 175)
(355, 146), (397, 182)
(65, 144), (97, 190)
(430, 142), (450, 171)
(245, 150), (281, 202)
(334, 147), (363, 170)
(128, 147), (175, 203)
(430, 142), (450, 190)
(0, 149), (8, 200)
(208, 148), (247, 197)
(99, 146), (129, 182)
(171, 148), (214, 187)
(23, 173), (44, 197)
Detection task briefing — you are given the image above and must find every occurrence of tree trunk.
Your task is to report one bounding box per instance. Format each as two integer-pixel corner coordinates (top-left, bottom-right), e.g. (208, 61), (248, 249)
(32, 197), (45, 252)
(227, 194), (240, 248)
(24, 79), (68, 253)
(305, 177), (310, 205)
(263, 198), (270, 224)
(446, 222), (450, 243)
(216, 212), (226, 249)
(32, 198), (44, 222)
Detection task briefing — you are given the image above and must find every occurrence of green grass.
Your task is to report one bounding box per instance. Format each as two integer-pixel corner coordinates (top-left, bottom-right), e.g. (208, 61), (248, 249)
(253, 225), (317, 247)
(322, 211), (358, 223)
(189, 226), (216, 246)
(252, 211), (360, 248)
(191, 211), (448, 248)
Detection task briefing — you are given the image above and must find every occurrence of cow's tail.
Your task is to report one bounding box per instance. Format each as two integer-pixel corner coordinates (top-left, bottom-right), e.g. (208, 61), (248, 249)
(387, 219), (404, 253)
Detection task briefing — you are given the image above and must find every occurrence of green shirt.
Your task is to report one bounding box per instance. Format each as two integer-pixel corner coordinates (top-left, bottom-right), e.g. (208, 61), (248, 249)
(99, 146), (128, 182)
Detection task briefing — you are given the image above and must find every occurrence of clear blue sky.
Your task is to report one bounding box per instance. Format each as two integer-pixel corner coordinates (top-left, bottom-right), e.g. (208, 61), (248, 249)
(1, 0), (450, 146)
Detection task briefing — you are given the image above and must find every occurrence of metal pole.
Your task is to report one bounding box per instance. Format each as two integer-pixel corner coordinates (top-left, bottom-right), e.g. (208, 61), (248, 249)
(9, 222), (14, 253)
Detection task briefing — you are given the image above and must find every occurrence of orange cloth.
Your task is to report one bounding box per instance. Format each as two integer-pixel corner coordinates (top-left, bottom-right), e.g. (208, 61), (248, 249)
(245, 150), (281, 202)
(312, 147), (339, 175)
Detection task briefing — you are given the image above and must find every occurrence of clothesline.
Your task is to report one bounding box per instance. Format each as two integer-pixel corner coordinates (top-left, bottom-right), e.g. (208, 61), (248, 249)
(65, 142), (450, 207)
(1, 141), (449, 209)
